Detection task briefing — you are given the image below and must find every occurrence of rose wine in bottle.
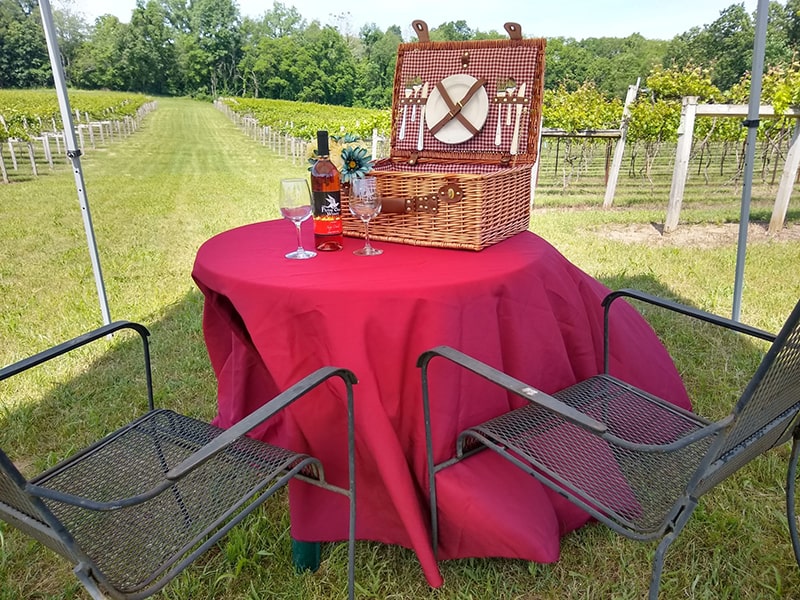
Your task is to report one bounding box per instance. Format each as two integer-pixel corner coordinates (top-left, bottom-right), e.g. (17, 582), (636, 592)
(310, 130), (344, 251)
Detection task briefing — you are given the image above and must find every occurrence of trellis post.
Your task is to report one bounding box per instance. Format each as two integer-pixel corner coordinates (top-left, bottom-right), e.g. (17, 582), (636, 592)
(603, 78), (639, 208)
(664, 96), (698, 233)
(770, 119), (800, 233)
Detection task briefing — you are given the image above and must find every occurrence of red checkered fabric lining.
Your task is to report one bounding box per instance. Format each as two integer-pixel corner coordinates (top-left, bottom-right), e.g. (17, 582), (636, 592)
(373, 159), (513, 175)
(392, 40), (544, 158)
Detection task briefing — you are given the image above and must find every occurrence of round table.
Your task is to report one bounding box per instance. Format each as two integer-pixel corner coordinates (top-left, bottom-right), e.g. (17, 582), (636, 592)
(192, 219), (691, 587)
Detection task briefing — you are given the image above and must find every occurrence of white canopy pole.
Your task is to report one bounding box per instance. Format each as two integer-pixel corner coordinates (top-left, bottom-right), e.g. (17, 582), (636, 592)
(38, 0), (111, 325)
(732, 0), (769, 321)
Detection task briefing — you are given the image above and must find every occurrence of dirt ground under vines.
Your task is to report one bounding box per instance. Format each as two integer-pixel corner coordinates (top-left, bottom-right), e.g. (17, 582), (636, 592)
(594, 221), (800, 248)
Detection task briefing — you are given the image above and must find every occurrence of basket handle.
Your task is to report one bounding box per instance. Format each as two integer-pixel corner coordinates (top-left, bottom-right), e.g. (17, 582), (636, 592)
(381, 182), (464, 214)
(412, 20), (430, 42)
(504, 23), (523, 40)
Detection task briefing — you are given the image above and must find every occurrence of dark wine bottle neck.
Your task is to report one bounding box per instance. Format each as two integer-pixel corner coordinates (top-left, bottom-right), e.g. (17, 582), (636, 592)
(316, 130), (330, 156)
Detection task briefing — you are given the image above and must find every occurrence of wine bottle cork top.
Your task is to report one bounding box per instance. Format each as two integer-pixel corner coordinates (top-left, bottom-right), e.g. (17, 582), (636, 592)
(316, 130), (329, 156)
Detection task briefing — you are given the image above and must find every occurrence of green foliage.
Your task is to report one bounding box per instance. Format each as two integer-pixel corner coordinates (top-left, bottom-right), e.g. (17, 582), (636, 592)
(6, 0), (800, 114)
(543, 83), (622, 131)
(645, 64), (721, 102)
(627, 98), (681, 144)
(0, 88), (153, 142)
(0, 2), (50, 89)
(219, 96), (391, 140)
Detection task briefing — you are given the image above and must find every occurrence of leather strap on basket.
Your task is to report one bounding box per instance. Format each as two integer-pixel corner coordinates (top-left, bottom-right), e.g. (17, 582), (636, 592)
(429, 78), (488, 136)
(381, 182), (464, 214)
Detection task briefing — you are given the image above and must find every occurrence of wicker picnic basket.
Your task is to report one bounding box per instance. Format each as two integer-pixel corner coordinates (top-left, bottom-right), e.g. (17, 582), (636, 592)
(341, 20), (546, 251)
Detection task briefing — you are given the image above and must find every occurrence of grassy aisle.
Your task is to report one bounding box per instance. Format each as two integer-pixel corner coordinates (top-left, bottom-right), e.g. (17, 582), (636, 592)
(1, 97), (308, 349)
(0, 97), (799, 599)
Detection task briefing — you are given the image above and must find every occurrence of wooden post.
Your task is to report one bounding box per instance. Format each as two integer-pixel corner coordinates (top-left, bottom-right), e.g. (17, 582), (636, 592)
(26, 141), (38, 177)
(0, 148), (8, 183)
(41, 135), (53, 169)
(8, 140), (18, 170)
(665, 96), (698, 233)
(603, 79), (639, 208)
(770, 119), (800, 233)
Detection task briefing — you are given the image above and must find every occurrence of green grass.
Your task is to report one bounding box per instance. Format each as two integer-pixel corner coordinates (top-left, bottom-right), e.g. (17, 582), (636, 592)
(1, 96), (799, 599)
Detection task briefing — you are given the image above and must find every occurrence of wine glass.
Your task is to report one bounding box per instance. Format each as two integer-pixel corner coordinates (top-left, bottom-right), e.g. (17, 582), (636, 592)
(349, 177), (383, 256)
(279, 178), (317, 260)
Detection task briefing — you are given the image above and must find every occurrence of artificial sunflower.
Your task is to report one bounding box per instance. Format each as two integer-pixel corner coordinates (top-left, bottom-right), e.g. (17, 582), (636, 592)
(340, 145), (372, 183)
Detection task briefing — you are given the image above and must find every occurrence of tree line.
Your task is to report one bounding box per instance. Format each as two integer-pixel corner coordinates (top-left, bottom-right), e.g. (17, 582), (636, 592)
(2, 0), (800, 107)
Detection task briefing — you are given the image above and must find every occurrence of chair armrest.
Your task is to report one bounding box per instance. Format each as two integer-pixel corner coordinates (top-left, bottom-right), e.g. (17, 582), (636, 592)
(604, 289), (776, 342)
(165, 366), (358, 481)
(0, 321), (151, 380)
(417, 346), (607, 435)
(1, 320), (155, 412)
(602, 289), (775, 375)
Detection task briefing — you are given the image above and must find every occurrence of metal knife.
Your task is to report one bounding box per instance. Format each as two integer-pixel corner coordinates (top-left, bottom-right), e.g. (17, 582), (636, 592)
(494, 91), (504, 146)
(417, 82), (429, 151)
(510, 82), (527, 155)
(399, 86), (411, 140)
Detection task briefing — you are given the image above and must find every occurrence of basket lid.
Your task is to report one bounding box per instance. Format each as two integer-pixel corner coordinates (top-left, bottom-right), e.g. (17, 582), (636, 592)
(389, 21), (546, 167)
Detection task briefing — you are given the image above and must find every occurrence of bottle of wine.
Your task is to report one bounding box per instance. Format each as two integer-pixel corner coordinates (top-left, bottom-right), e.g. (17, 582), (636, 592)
(310, 130), (343, 251)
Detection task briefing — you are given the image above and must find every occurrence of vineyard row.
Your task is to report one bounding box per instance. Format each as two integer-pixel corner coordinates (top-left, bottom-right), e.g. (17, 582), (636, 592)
(0, 99), (157, 184)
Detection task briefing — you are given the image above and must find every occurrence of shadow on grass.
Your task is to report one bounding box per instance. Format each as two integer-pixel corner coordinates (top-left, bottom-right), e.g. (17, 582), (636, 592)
(0, 288), (216, 472)
(594, 272), (773, 419)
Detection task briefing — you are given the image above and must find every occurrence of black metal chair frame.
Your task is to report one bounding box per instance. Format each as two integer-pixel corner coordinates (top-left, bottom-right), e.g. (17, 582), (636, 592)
(419, 288), (800, 599)
(0, 320), (357, 600)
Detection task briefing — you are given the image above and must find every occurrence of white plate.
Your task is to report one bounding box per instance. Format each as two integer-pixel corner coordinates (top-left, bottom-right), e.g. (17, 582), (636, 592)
(425, 74), (489, 145)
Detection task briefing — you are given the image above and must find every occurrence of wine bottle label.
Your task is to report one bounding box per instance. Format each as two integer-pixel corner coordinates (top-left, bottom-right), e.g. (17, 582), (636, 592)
(312, 190), (343, 235)
(312, 190), (341, 217)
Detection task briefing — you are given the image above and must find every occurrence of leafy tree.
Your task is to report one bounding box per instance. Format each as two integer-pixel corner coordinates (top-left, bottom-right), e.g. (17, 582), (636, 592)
(430, 21), (472, 41)
(0, 1), (50, 88)
(260, 1), (305, 38)
(298, 23), (356, 105)
(52, 0), (88, 77)
(121, 0), (177, 94)
(664, 3), (755, 92)
(545, 35), (667, 99)
(186, 0), (242, 96)
(70, 15), (127, 89)
(543, 38), (595, 93)
(353, 24), (400, 108)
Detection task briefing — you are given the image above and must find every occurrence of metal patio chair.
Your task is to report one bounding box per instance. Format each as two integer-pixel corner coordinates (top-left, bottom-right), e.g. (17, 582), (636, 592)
(0, 320), (357, 600)
(419, 288), (800, 599)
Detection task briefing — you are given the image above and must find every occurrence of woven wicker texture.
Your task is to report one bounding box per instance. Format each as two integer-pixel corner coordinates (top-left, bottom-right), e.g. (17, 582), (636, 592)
(342, 163), (532, 250)
(341, 34), (545, 251)
(34, 409), (319, 594)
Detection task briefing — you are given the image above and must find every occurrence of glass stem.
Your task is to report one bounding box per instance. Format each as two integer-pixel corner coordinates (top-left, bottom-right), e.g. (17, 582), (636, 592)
(364, 220), (372, 250)
(295, 221), (304, 252)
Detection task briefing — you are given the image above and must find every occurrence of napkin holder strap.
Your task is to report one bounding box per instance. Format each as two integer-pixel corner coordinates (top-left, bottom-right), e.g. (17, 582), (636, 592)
(381, 181), (464, 214)
(428, 77), (488, 137)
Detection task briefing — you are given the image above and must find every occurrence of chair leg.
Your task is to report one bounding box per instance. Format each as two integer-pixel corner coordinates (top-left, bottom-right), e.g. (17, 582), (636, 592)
(648, 500), (696, 600)
(73, 564), (108, 600)
(348, 482), (356, 600)
(648, 531), (676, 600)
(786, 433), (800, 567)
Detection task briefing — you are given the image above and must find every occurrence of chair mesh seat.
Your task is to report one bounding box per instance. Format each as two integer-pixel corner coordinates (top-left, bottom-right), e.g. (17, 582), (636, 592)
(32, 409), (320, 594)
(465, 374), (716, 533)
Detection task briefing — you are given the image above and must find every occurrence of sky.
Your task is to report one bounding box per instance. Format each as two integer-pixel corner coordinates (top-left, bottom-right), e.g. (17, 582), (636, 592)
(64, 0), (762, 41)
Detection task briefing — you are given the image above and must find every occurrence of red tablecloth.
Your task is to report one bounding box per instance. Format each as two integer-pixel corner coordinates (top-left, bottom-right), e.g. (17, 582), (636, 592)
(192, 220), (691, 588)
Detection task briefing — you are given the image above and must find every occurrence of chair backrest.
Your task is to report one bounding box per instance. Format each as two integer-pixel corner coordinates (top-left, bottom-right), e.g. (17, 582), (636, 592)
(695, 298), (800, 496)
(0, 449), (78, 561)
